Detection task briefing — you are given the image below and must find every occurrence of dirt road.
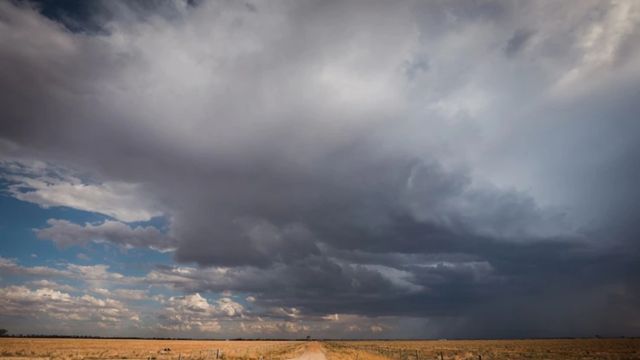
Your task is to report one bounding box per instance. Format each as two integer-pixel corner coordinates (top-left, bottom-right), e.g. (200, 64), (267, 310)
(289, 342), (327, 360)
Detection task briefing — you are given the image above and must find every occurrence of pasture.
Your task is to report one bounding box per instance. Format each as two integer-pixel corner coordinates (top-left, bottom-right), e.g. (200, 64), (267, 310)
(0, 339), (302, 360)
(0, 338), (639, 360)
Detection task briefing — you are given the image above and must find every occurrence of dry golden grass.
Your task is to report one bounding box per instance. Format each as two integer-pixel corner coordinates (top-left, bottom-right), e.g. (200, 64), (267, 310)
(0, 339), (303, 360)
(325, 339), (640, 360)
(2, 338), (639, 360)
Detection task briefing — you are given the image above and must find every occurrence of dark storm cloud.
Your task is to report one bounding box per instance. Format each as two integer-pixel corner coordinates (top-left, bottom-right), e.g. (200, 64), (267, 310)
(1, 0), (640, 337)
(504, 29), (534, 57)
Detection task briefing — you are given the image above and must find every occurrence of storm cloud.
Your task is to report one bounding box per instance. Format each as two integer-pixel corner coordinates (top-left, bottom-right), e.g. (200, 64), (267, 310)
(1, 0), (640, 338)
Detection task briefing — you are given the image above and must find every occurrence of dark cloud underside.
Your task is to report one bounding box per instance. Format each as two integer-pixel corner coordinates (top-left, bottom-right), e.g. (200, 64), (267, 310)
(1, 0), (640, 338)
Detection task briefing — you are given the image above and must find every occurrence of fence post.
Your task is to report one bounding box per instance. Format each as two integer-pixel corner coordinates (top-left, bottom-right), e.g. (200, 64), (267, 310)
(415, 350), (419, 360)
(439, 352), (443, 360)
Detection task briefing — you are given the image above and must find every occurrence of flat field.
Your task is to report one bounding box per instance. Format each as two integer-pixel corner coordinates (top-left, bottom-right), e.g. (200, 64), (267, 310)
(0, 339), (303, 360)
(325, 339), (640, 360)
(1, 338), (639, 360)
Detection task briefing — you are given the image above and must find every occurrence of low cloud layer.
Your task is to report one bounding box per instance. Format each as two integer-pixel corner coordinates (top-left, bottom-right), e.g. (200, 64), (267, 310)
(36, 219), (176, 251)
(0, 285), (139, 326)
(1, 0), (640, 338)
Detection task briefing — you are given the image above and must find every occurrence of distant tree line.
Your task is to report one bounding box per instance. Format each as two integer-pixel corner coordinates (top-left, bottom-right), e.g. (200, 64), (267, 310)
(0, 331), (315, 341)
(0, 330), (633, 341)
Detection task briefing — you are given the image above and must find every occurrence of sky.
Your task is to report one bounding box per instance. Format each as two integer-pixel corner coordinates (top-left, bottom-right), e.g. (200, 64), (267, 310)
(0, 0), (639, 339)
